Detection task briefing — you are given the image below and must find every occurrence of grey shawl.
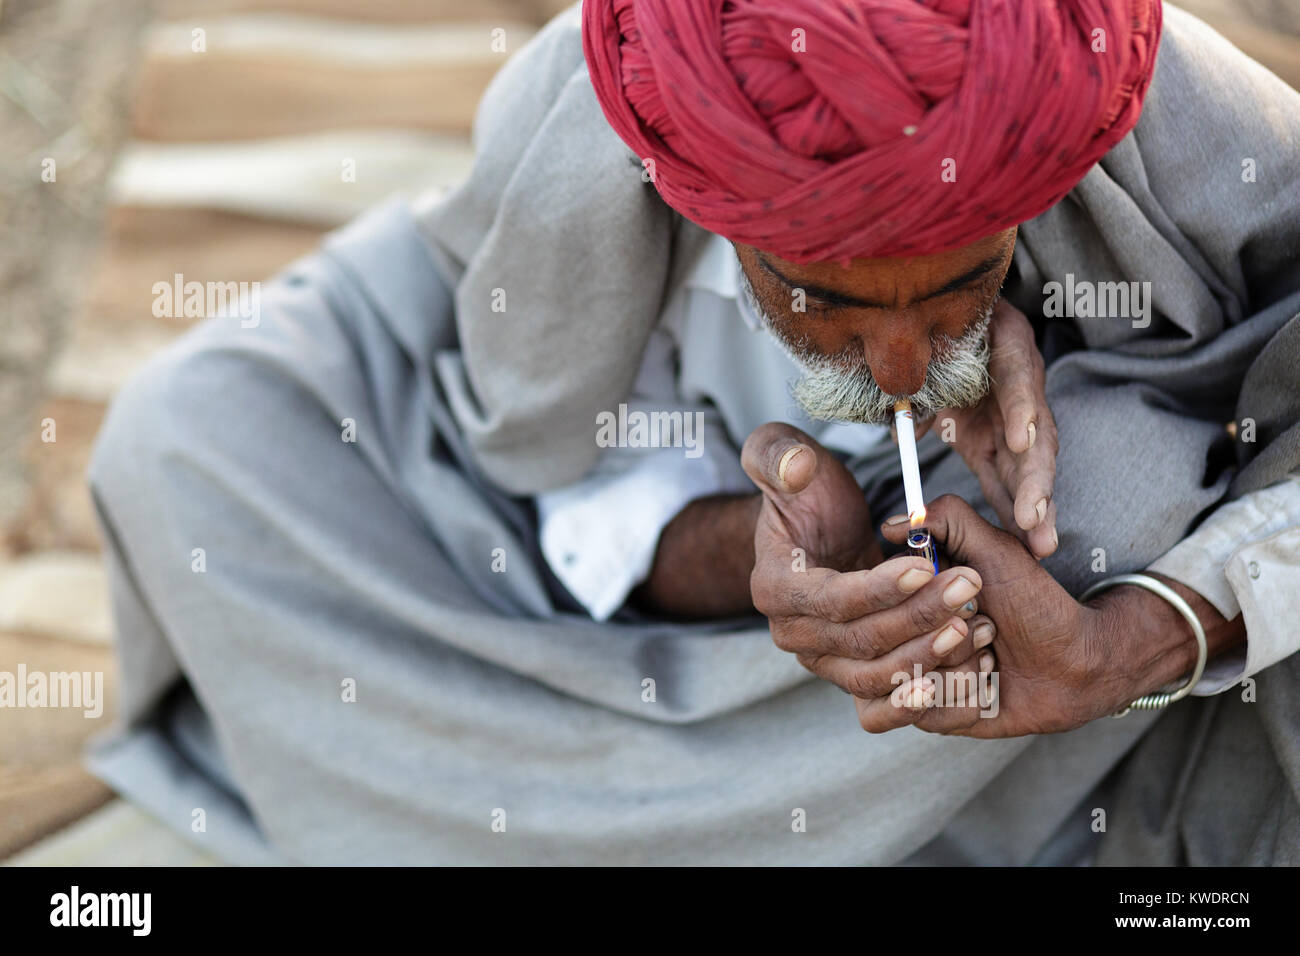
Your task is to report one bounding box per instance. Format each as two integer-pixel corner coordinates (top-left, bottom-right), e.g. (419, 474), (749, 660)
(84, 3), (1300, 865)
(419, 3), (1300, 503)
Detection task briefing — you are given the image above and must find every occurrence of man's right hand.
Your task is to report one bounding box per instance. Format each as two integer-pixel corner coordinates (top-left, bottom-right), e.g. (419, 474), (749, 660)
(741, 422), (995, 731)
(740, 422), (883, 575)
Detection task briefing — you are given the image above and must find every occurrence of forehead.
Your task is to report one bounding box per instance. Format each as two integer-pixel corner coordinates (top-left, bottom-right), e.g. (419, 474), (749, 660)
(755, 229), (1015, 287)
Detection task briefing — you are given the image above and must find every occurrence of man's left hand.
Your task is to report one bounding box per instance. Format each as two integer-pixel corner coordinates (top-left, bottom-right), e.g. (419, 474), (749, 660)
(870, 495), (1174, 738)
(915, 298), (1059, 559)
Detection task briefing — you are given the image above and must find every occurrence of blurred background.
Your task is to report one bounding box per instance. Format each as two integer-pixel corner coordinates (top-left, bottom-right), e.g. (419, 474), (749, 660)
(0, 0), (1297, 864)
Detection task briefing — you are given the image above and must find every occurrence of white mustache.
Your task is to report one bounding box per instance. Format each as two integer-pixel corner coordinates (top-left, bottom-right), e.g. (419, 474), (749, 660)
(739, 268), (994, 425)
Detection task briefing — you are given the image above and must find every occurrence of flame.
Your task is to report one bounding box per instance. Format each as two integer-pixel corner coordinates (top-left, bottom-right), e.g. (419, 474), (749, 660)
(909, 507), (926, 529)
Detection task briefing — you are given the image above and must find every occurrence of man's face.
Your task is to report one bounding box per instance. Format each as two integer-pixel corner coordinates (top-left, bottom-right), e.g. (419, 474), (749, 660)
(734, 228), (1017, 425)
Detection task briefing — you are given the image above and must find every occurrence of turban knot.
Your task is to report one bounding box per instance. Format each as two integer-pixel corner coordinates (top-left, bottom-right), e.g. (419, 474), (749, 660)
(582, 0), (1162, 264)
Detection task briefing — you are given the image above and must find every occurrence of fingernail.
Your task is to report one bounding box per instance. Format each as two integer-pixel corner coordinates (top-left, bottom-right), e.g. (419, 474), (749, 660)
(979, 652), (995, 674)
(1051, 526), (1059, 550)
(898, 568), (931, 593)
(777, 446), (803, 484)
(932, 624), (964, 656)
(1035, 497), (1047, 524)
(884, 513), (910, 526)
(942, 574), (978, 608)
(981, 679), (998, 706)
(972, 623), (995, 649)
(1027, 421), (1036, 448)
(905, 680), (935, 710)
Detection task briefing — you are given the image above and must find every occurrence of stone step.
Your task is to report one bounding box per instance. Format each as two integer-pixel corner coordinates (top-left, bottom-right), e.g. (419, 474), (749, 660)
(159, 0), (554, 24)
(132, 15), (537, 141)
(108, 129), (474, 228)
(0, 629), (118, 859)
(0, 553), (113, 645)
(0, 764), (115, 861)
(4, 799), (221, 866)
(46, 314), (181, 406)
(5, 400), (105, 555)
(83, 205), (327, 334)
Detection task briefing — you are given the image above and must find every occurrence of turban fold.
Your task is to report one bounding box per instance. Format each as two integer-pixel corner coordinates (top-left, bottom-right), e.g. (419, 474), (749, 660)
(582, 0), (1162, 264)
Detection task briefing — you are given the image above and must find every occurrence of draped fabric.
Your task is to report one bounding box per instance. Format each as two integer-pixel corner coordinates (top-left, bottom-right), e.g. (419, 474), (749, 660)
(82, 4), (1300, 864)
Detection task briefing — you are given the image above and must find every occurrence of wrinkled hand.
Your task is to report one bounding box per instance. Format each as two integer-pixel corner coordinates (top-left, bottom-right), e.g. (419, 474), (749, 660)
(915, 298), (1059, 559)
(881, 495), (1136, 738)
(741, 422), (882, 576)
(741, 424), (995, 732)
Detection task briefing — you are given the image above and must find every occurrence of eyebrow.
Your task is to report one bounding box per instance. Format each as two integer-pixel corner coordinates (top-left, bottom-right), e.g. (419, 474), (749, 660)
(754, 251), (1005, 310)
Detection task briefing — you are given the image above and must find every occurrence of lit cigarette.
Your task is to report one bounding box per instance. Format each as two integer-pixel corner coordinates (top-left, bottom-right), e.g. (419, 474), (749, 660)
(893, 400), (926, 527)
(894, 400), (939, 574)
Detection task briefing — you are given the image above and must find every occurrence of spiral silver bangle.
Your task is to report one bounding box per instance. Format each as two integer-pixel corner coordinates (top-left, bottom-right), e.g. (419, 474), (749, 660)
(1078, 573), (1209, 718)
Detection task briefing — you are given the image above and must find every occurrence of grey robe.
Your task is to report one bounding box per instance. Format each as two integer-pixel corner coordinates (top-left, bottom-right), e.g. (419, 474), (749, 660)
(84, 3), (1300, 864)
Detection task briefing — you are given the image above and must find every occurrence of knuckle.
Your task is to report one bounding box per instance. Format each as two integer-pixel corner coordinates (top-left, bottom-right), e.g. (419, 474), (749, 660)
(750, 566), (796, 619)
(769, 621), (799, 653)
(807, 576), (847, 624)
(936, 638), (971, 670)
(906, 595), (944, 635)
(775, 616), (820, 654)
(795, 651), (825, 676)
(779, 577), (810, 616)
(843, 664), (884, 699)
(844, 621), (883, 660)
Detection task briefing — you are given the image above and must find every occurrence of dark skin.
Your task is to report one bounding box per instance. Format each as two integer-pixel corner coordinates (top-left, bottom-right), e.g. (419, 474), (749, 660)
(634, 232), (1247, 737)
(739, 231), (1015, 398)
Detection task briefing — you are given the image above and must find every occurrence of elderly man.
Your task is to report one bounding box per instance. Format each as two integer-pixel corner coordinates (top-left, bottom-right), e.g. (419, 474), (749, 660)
(87, 0), (1300, 865)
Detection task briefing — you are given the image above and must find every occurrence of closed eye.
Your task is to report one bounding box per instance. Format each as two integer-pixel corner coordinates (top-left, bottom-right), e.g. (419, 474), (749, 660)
(803, 300), (838, 320)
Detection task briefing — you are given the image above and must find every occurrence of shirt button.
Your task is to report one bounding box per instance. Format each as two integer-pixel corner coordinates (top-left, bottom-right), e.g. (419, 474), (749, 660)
(564, 553), (578, 566)
(1248, 561), (1260, 579)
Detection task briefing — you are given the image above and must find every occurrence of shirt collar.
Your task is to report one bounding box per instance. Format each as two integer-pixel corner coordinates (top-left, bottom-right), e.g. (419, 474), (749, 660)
(684, 231), (739, 299)
(683, 232), (765, 331)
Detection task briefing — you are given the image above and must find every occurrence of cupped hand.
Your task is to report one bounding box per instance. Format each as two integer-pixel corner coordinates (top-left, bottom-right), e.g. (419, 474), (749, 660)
(741, 424), (995, 731)
(881, 494), (1140, 737)
(916, 298), (1059, 559)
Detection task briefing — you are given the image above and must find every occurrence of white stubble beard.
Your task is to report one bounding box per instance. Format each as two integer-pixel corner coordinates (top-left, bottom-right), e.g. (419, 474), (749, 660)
(739, 266), (995, 426)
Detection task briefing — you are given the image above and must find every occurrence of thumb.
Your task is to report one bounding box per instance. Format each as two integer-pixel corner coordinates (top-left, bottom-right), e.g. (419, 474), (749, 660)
(741, 421), (822, 497)
(880, 494), (1005, 566)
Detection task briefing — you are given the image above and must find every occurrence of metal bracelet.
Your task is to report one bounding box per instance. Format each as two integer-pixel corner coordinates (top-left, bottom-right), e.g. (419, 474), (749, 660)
(1078, 573), (1209, 718)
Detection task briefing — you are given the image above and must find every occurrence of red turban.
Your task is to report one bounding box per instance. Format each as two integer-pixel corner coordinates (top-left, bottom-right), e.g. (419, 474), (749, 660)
(582, 0), (1162, 265)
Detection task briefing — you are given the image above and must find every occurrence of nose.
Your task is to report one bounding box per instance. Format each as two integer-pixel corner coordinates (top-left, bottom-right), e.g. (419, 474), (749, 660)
(862, 318), (932, 397)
